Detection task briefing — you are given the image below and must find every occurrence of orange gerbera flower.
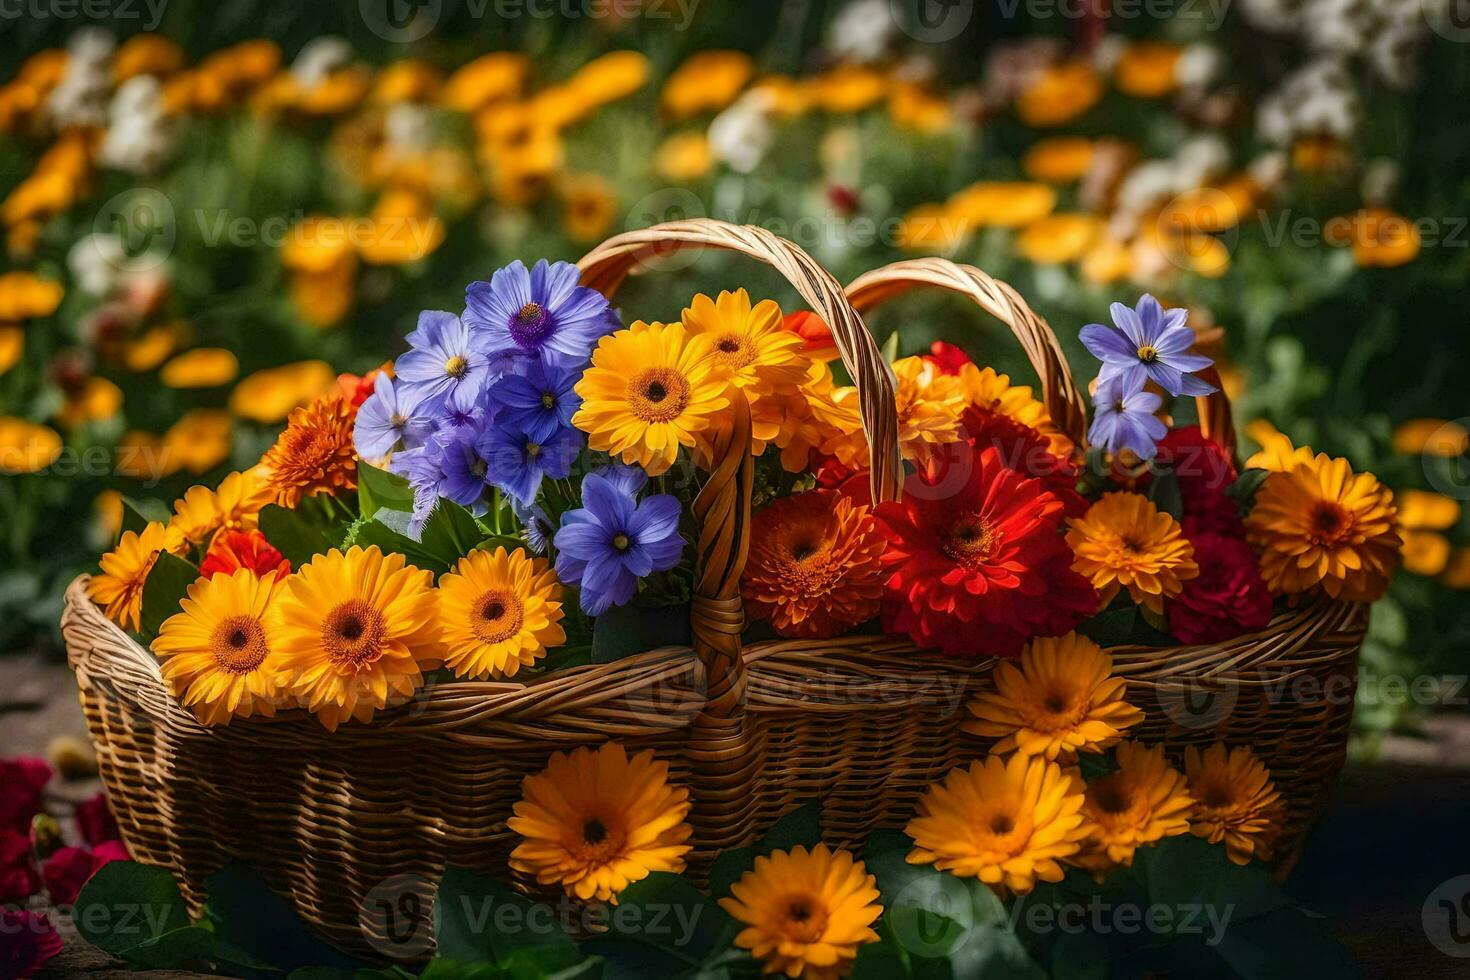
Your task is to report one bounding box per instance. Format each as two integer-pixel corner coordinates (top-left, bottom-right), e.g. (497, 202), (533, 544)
(1074, 741), (1194, 872)
(1245, 453), (1400, 602)
(259, 394), (359, 509)
(1067, 493), (1198, 614)
(89, 521), (186, 632)
(742, 490), (886, 639)
(1184, 743), (1282, 866)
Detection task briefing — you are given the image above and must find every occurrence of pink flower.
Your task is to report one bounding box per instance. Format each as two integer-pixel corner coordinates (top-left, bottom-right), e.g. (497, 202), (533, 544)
(0, 758), (52, 833)
(41, 842), (126, 907)
(74, 794), (120, 848)
(0, 909), (63, 979)
(0, 830), (39, 903)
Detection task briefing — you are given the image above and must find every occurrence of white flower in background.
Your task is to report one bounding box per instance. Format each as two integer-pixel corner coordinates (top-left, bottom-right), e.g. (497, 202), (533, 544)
(828, 0), (895, 64)
(1303, 0), (1370, 55)
(892, 53), (938, 85)
(1176, 44), (1224, 89)
(46, 28), (115, 130)
(1171, 134), (1231, 192)
(708, 90), (775, 174)
(1237, 0), (1307, 32)
(1257, 58), (1359, 145)
(99, 76), (179, 175)
(1091, 35), (1125, 74)
(69, 233), (128, 297)
(291, 36), (355, 89)
(1249, 151), (1289, 192)
(384, 103), (434, 156)
(1367, 22), (1424, 90)
(1360, 157), (1400, 205)
(1115, 161), (1176, 220)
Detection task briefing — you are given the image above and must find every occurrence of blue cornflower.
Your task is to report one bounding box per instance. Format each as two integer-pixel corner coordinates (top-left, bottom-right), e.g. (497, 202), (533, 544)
(395, 311), (495, 413)
(1079, 295), (1218, 398)
(489, 354), (584, 442)
(512, 499), (554, 554)
(436, 427), (496, 512)
(354, 373), (434, 459)
(1088, 375), (1168, 460)
(481, 421), (582, 505)
(388, 441), (445, 535)
(463, 259), (620, 360)
(553, 470), (684, 615)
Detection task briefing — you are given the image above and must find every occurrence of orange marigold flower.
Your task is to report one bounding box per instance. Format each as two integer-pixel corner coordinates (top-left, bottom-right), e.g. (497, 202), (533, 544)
(742, 490), (886, 639)
(259, 395), (359, 509)
(1067, 492), (1198, 615)
(1184, 743), (1282, 866)
(1245, 453), (1400, 602)
(1073, 741), (1194, 873)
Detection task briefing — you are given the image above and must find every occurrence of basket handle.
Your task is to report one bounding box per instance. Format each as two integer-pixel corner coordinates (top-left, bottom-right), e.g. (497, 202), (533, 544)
(577, 220), (896, 714)
(845, 258), (1090, 450)
(1195, 366), (1238, 458)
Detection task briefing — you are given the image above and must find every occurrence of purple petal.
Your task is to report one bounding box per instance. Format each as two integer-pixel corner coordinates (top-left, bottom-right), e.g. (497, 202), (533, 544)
(1080, 324), (1136, 363)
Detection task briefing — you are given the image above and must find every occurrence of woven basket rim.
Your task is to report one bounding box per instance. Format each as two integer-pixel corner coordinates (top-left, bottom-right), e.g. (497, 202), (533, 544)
(64, 572), (1367, 735)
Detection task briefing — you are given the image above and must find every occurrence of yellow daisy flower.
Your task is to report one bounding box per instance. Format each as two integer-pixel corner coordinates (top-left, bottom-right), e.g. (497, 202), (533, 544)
(957, 363), (1074, 459)
(0, 416), (61, 474)
(573, 321), (730, 477)
(168, 470), (274, 546)
(1243, 420), (1315, 473)
(89, 521), (186, 632)
(719, 844), (883, 980)
(438, 547), (566, 680)
(1067, 493), (1198, 615)
(260, 394), (359, 509)
(1245, 453), (1400, 602)
(965, 633), (1144, 761)
(1184, 743), (1282, 866)
(811, 357), (967, 467)
(152, 569), (286, 726)
(1074, 741), (1193, 872)
(660, 50), (753, 119)
(274, 546), (442, 731)
(508, 742), (692, 902)
(160, 347), (240, 389)
(906, 753), (1090, 895)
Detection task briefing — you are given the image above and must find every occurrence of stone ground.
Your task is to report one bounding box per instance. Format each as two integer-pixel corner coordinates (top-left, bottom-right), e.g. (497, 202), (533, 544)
(4, 651), (1470, 979)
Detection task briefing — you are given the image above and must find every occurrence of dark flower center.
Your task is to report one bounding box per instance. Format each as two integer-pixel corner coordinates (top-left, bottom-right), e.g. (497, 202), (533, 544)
(989, 814), (1015, 835)
(322, 599), (387, 668)
(611, 533), (631, 551)
(1092, 780), (1130, 815)
(209, 615), (269, 673)
(540, 391), (557, 409)
(942, 514), (997, 564)
(510, 302), (552, 347)
(1310, 502), (1350, 543)
(583, 818), (608, 844)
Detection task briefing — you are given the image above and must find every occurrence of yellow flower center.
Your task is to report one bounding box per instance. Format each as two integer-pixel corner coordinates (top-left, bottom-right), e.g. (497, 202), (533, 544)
(626, 367), (690, 423)
(1136, 344), (1158, 363)
(942, 514), (997, 565)
(470, 589), (524, 645)
(611, 533), (630, 551)
(711, 332), (754, 372)
(444, 355), (469, 379)
(777, 893), (829, 944)
(526, 441), (541, 458)
(208, 615), (269, 674)
(321, 598), (388, 669)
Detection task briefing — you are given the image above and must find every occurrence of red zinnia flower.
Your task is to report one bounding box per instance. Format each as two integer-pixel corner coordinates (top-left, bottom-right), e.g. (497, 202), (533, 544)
(200, 529), (291, 579)
(335, 367), (382, 408)
(1168, 533), (1274, 644)
(814, 456), (872, 507)
(41, 842), (127, 906)
(780, 311), (838, 361)
(1, 909), (63, 978)
(0, 830), (39, 903)
(923, 340), (972, 376)
(963, 404), (1087, 518)
(74, 794), (120, 848)
(874, 444), (1098, 657)
(0, 758), (51, 834)
(1155, 426), (1242, 536)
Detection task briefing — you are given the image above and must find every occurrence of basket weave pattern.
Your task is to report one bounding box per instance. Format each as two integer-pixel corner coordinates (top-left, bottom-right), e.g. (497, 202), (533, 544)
(63, 220), (1367, 959)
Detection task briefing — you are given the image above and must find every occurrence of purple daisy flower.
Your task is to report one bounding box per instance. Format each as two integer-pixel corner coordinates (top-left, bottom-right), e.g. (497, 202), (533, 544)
(489, 354), (584, 443)
(395, 310), (495, 413)
(512, 499), (554, 554)
(1079, 295), (1218, 398)
(354, 373), (434, 459)
(388, 441), (445, 535)
(553, 470), (684, 615)
(463, 259), (620, 360)
(480, 421), (582, 505)
(1089, 375), (1168, 460)
(436, 427), (496, 512)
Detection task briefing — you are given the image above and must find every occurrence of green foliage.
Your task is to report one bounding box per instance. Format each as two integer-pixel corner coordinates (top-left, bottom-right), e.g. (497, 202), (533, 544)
(138, 551), (201, 643)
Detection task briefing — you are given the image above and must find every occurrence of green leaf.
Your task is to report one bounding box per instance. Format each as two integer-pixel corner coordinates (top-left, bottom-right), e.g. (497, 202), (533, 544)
(205, 865), (360, 974)
(1147, 468), (1184, 520)
(602, 872), (731, 965)
(123, 926), (219, 971)
(591, 602), (691, 664)
(881, 330), (902, 363)
(420, 499), (487, 565)
(119, 496), (170, 540)
(138, 552), (201, 643)
(434, 865), (580, 967)
(708, 801), (823, 896)
(862, 828), (913, 861)
(1136, 836), (1287, 924)
(259, 502), (341, 569)
(1210, 907), (1358, 979)
(358, 462), (415, 519)
(352, 516), (451, 575)
(73, 861), (193, 957)
(1076, 604), (1138, 648)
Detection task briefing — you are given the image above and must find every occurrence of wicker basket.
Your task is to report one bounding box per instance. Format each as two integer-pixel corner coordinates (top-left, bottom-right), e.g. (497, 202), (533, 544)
(62, 220), (1367, 960)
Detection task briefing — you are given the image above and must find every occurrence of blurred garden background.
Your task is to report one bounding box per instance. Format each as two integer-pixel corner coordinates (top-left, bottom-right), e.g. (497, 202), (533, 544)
(4, 0), (1470, 975)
